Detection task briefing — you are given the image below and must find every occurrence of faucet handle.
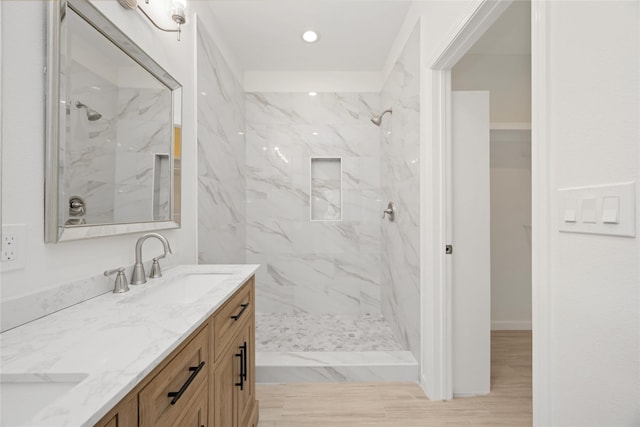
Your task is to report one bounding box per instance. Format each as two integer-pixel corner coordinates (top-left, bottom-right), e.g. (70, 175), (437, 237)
(150, 257), (164, 279)
(104, 267), (130, 293)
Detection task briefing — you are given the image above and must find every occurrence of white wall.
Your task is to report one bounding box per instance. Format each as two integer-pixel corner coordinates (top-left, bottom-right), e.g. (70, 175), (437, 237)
(407, 0), (485, 400)
(545, 1), (640, 425)
(452, 54), (531, 124)
(452, 45), (532, 331)
(380, 24), (422, 359)
(490, 130), (531, 330)
(0, 1), (203, 302)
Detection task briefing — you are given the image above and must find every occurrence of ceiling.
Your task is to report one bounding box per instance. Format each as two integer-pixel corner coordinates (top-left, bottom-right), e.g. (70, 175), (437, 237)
(206, 1), (412, 72)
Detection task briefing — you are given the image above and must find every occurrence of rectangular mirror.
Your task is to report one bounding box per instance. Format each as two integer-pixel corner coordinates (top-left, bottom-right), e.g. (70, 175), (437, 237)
(45, 0), (182, 242)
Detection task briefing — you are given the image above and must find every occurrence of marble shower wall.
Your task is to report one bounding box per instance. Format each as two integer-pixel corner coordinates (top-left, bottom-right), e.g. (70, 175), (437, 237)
(380, 25), (421, 358)
(197, 21), (247, 263)
(67, 62), (172, 224)
(113, 87), (172, 223)
(245, 92), (382, 316)
(66, 61), (118, 224)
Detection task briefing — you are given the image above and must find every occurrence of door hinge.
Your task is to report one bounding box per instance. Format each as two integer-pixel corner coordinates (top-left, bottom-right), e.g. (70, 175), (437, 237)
(445, 245), (453, 255)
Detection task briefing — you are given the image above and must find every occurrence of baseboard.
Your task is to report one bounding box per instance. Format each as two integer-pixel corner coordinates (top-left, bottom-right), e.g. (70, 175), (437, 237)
(491, 320), (532, 330)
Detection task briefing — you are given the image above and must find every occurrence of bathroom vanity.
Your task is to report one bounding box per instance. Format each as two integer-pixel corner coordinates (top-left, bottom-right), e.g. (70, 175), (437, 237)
(0, 265), (259, 427)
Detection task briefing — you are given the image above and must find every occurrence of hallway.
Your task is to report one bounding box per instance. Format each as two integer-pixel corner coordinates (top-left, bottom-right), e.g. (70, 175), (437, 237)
(256, 331), (532, 426)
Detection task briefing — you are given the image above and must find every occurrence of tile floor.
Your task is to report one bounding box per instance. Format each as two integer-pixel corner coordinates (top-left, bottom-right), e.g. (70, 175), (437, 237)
(255, 313), (404, 352)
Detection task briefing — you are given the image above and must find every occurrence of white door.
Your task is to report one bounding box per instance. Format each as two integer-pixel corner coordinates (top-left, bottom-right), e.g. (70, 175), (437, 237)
(450, 91), (491, 395)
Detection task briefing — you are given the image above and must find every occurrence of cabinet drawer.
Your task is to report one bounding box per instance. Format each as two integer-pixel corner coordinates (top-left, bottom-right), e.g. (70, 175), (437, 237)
(175, 381), (208, 427)
(213, 278), (253, 361)
(139, 326), (209, 427)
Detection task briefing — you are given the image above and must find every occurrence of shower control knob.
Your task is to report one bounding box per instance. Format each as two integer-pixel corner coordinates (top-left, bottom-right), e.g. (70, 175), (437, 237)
(383, 202), (395, 221)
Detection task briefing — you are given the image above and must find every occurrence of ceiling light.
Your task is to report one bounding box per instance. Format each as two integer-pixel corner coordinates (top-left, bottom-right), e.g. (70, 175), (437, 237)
(308, 91), (318, 97)
(302, 30), (319, 43)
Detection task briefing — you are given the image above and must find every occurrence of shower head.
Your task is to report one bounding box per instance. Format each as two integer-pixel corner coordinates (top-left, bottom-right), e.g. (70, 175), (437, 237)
(371, 108), (392, 127)
(75, 101), (102, 121)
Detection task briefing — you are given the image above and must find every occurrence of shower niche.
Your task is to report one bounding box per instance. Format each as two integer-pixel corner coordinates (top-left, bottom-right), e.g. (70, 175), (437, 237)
(310, 157), (342, 221)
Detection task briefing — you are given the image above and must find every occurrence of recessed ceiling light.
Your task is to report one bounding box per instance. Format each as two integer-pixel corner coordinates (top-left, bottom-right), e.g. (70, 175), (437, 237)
(302, 30), (319, 43)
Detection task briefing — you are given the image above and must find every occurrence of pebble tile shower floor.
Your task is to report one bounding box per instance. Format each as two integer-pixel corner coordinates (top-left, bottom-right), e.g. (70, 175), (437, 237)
(255, 313), (404, 352)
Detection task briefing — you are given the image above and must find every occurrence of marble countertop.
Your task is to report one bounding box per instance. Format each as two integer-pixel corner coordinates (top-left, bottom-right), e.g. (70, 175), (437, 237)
(0, 264), (259, 427)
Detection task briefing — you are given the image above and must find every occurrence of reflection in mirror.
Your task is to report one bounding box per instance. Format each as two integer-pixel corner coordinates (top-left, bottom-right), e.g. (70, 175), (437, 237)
(46, 0), (182, 242)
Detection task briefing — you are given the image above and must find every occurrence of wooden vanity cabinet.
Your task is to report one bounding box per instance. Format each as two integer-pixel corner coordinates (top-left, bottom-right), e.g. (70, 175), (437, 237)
(95, 394), (137, 427)
(139, 326), (209, 427)
(235, 320), (257, 427)
(94, 276), (257, 427)
(212, 277), (258, 427)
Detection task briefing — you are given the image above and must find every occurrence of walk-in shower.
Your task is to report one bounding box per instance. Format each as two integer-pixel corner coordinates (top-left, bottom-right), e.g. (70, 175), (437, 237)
(196, 17), (422, 385)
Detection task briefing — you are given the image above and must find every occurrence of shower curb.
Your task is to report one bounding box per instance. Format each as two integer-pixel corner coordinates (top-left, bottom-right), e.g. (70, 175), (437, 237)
(255, 351), (419, 383)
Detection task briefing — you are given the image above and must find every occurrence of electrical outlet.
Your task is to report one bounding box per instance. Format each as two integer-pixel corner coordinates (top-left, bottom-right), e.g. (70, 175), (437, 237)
(1, 225), (26, 272)
(2, 234), (17, 261)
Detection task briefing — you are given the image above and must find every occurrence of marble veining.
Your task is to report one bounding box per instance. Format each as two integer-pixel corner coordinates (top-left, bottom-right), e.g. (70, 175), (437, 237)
(246, 92), (382, 316)
(66, 61), (172, 225)
(255, 351), (419, 383)
(254, 312), (419, 383)
(197, 19), (247, 264)
(0, 264), (259, 427)
(380, 25), (421, 359)
(0, 270), (114, 332)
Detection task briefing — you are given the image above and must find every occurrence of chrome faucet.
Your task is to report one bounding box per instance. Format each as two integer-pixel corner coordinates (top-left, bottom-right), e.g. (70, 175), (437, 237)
(131, 233), (172, 285)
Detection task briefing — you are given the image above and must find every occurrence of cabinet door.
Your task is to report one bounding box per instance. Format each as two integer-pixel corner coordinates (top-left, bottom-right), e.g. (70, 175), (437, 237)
(94, 394), (137, 427)
(176, 382), (208, 427)
(213, 343), (236, 427)
(236, 321), (256, 427)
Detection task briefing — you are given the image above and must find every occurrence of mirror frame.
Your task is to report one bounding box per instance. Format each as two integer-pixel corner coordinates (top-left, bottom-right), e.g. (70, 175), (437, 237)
(45, 0), (182, 243)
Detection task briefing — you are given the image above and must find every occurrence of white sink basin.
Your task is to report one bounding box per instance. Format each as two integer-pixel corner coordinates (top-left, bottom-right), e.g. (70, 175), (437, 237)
(0, 373), (88, 426)
(140, 272), (231, 304)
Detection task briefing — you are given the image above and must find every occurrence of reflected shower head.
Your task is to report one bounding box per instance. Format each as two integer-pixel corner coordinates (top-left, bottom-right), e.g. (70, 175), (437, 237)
(75, 101), (102, 121)
(371, 108), (392, 127)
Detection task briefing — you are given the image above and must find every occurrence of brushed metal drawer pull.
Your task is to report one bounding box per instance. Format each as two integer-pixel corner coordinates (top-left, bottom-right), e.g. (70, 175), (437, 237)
(167, 361), (205, 405)
(230, 303), (249, 321)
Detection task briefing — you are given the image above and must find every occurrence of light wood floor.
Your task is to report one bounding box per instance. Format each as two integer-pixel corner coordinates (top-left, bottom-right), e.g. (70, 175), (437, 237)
(256, 331), (532, 426)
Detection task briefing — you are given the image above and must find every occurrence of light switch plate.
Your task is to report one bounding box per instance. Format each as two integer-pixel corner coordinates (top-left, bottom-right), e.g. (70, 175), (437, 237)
(581, 198), (597, 223)
(602, 196), (619, 224)
(563, 199), (577, 222)
(557, 182), (636, 237)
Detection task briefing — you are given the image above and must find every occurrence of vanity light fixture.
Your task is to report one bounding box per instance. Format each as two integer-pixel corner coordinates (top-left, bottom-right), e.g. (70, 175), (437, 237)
(302, 30), (319, 43)
(118, 0), (187, 41)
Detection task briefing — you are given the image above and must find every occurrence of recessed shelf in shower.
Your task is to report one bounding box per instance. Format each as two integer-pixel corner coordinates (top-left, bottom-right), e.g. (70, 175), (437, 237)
(310, 157), (342, 221)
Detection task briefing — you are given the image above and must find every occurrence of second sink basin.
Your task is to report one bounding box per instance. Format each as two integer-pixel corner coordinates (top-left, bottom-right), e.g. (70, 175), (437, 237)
(1, 373), (88, 426)
(139, 272), (232, 304)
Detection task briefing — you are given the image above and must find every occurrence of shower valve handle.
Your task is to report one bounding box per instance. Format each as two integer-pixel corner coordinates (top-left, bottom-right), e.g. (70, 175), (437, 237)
(382, 202), (395, 221)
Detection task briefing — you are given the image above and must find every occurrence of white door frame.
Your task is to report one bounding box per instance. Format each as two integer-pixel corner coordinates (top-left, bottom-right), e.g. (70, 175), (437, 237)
(420, 0), (551, 424)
